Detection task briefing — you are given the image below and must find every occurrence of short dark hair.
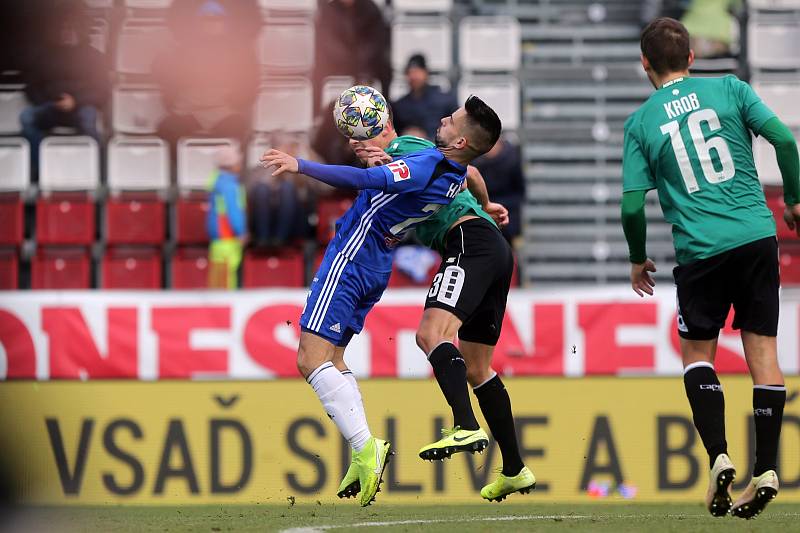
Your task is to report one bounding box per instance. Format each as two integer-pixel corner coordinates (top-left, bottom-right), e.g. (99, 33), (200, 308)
(463, 95), (502, 156)
(640, 17), (690, 76)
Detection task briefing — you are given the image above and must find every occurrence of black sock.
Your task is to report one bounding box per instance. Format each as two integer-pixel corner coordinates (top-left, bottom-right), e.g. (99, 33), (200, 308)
(683, 364), (727, 469)
(753, 385), (786, 477)
(474, 374), (524, 477)
(428, 342), (479, 431)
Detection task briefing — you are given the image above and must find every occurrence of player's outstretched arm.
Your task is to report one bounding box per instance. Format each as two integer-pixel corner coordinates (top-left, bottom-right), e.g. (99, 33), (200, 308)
(260, 149), (388, 190)
(759, 117), (800, 237)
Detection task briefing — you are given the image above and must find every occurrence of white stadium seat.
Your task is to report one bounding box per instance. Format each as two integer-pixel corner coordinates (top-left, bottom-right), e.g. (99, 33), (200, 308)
(393, 0), (452, 13)
(459, 16), (521, 72)
(754, 135), (800, 186)
(752, 81), (800, 127)
(748, 22), (800, 69)
(125, 0), (173, 8)
(0, 89), (27, 135)
(258, 20), (314, 73)
(112, 85), (166, 134)
(254, 78), (313, 133)
(458, 76), (521, 131)
(89, 18), (109, 53)
(108, 136), (170, 191)
(258, 0), (316, 15)
(116, 19), (171, 76)
(177, 138), (239, 190)
(748, 0), (800, 9)
(321, 76), (355, 109)
(40, 136), (100, 192)
(391, 17), (452, 73)
(0, 138), (30, 192)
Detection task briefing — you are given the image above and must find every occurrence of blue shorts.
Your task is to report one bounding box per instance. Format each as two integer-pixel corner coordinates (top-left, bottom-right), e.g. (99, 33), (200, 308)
(300, 244), (391, 346)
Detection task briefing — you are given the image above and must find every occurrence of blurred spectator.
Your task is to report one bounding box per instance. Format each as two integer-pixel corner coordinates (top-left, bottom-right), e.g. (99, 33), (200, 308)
(640, 0), (688, 27)
(681, 0), (740, 59)
(392, 54), (458, 141)
(313, 0), (391, 114)
(247, 133), (312, 247)
(19, 2), (108, 180)
(207, 146), (247, 289)
(154, 0), (258, 150)
(166, 0), (261, 46)
(400, 125), (429, 140)
(472, 137), (525, 245)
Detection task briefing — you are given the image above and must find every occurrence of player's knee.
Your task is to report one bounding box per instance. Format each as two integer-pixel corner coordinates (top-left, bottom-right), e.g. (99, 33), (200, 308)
(415, 328), (443, 355)
(296, 349), (318, 379)
(466, 366), (492, 388)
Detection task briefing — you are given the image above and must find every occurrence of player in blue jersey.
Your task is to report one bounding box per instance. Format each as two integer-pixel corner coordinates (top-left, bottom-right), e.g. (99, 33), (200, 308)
(261, 96), (502, 507)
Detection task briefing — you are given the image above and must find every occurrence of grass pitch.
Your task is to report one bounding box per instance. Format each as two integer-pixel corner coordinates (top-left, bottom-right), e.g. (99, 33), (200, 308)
(3, 502), (799, 532)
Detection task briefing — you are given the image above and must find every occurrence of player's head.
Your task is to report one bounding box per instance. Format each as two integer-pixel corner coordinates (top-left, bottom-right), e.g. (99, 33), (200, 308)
(349, 102), (397, 156)
(435, 95), (502, 163)
(640, 17), (694, 88)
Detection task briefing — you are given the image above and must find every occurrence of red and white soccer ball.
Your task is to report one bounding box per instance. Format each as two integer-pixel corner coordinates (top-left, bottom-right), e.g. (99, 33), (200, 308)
(333, 85), (390, 141)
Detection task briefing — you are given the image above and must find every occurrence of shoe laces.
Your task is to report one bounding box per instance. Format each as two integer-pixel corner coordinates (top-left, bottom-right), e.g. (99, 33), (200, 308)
(441, 426), (461, 437)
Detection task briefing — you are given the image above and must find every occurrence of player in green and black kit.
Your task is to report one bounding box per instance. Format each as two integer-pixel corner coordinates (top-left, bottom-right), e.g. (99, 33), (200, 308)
(622, 18), (800, 519)
(349, 112), (536, 502)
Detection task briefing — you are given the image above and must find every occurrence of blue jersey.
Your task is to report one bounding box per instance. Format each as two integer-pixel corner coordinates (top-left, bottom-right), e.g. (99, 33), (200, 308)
(299, 148), (466, 272)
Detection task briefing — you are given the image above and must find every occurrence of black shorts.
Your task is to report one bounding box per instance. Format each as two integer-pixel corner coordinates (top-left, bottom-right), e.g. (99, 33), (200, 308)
(424, 218), (514, 345)
(673, 236), (779, 340)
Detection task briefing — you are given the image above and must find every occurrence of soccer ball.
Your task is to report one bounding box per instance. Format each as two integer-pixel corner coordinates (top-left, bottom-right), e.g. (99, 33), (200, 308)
(333, 85), (389, 141)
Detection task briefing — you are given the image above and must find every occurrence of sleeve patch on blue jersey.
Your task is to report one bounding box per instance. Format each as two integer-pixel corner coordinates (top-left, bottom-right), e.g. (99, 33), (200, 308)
(387, 160), (411, 182)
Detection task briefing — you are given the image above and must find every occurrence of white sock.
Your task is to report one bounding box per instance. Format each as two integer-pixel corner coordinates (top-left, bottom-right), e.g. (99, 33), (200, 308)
(340, 369), (366, 418)
(307, 362), (372, 452)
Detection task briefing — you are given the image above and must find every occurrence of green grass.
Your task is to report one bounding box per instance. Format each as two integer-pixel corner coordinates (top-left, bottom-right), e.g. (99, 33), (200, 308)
(3, 503), (800, 532)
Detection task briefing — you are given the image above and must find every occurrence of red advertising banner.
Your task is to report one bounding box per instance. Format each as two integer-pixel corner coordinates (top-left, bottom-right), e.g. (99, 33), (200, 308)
(0, 288), (798, 379)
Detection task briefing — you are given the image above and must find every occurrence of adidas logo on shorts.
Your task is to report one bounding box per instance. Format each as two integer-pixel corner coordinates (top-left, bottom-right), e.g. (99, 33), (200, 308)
(329, 323), (342, 333)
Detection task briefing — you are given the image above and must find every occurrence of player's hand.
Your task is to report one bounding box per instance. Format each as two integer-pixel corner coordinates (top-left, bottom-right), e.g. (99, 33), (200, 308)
(352, 144), (392, 167)
(483, 202), (509, 227)
(630, 258), (657, 297)
(260, 149), (299, 176)
(784, 203), (800, 238)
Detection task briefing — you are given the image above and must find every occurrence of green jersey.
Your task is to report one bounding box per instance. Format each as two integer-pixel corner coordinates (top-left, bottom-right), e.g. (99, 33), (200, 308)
(623, 75), (777, 265)
(384, 135), (497, 254)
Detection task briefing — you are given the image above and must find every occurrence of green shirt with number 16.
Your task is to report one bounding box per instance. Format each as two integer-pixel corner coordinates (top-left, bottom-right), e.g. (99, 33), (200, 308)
(622, 75), (777, 265)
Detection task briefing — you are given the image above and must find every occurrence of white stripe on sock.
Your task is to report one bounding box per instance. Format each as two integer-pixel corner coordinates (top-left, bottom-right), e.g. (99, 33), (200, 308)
(683, 361), (715, 374)
(472, 371), (498, 390)
(754, 384), (786, 391)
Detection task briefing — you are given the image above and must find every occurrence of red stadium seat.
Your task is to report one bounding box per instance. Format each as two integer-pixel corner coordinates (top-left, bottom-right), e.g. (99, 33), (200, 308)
(764, 188), (795, 240)
(316, 195), (353, 244)
(171, 246), (210, 289)
(175, 192), (210, 245)
(36, 193), (95, 245)
(780, 245), (800, 285)
(0, 248), (18, 289)
(388, 262), (438, 288)
(106, 193), (166, 245)
(31, 247), (91, 289)
(0, 193), (24, 246)
(243, 247), (305, 287)
(101, 247), (162, 289)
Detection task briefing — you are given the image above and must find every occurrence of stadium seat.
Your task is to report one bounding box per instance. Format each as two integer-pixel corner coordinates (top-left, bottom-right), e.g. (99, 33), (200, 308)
(253, 78), (313, 133)
(0, 194), (24, 246)
(257, 20), (314, 73)
(387, 261), (437, 287)
(116, 19), (171, 77)
(0, 137), (29, 192)
(170, 246), (210, 289)
(458, 76), (521, 131)
(84, 0), (113, 7)
(393, 0), (452, 13)
(0, 89), (27, 135)
(749, 0), (800, 10)
(243, 247), (305, 287)
(89, 17), (109, 53)
(748, 21), (800, 70)
(780, 245), (800, 285)
(108, 136), (170, 192)
(177, 138), (239, 191)
(31, 247), (91, 289)
(112, 85), (165, 134)
(316, 195), (354, 244)
(36, 193), (96, 245)
(391, 17), (452, 73)
(101, 246), (162, 289)
(0, 248), (18, 289)
(258, 0), (316, 15)
(754, 135), (800, 186)
(321, 76), (355, 109)
(175, 192), (209, 244)
(125, 0), (173, 8)
(106, 194), (166, 245)
(751, 81), (800, 127)
(39, 136), (100, 192)
(459, 17), (521, 72)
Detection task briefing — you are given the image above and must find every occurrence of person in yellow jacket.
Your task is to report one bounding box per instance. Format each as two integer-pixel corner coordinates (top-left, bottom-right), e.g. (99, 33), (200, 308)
(206, 146), (247, 289)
